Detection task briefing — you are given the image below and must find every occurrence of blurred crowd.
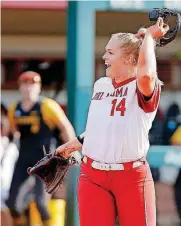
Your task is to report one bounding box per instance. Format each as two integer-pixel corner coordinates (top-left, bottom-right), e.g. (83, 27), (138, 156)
(149, 102), (181, 225)
(1, 73), (181, 226)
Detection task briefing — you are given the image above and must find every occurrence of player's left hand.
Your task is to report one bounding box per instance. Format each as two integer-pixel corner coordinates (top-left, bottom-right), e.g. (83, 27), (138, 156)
(27, 150), (79, 194)
(146, 17), (169, 39)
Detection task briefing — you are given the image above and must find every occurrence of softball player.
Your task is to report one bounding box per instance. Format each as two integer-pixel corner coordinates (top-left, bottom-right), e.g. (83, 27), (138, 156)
(7, 71), (76, 226)
(56, 18), (169, 226)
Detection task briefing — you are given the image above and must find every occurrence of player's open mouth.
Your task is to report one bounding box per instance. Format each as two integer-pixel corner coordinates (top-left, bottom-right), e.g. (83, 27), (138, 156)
(105, 63), (111, 70)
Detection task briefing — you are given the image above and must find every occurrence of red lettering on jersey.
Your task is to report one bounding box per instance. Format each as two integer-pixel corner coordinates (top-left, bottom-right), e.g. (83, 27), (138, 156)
(107, 87), (127, 98)
(110, 98), (126, 116)
(115, 87), (123, 97)
(92, 93), (99, 100)
(110, 91), (115, 97)
(98, 92), (104, 99)
(123, 87), (128, 96)
(92, 92), (104, 100)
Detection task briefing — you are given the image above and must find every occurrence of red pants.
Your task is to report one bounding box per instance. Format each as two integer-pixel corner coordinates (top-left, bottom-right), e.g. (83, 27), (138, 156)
(78, 158), (156, 226)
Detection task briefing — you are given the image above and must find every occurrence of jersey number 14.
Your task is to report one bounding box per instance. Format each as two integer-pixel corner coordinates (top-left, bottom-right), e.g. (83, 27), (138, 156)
(110, 98), (126, 116)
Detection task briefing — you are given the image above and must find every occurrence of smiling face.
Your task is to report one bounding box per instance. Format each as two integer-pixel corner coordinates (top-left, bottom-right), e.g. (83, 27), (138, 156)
(102, 32), (144, 81)
(102, 35), (127, 79)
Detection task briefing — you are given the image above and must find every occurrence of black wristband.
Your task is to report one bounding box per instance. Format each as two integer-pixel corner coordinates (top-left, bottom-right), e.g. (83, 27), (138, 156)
(77, 135), (84, 144)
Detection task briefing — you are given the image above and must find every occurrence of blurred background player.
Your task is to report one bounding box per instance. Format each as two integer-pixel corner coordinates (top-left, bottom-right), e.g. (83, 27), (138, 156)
(1, 103), (19, 226)
(6, 71), (77, 226)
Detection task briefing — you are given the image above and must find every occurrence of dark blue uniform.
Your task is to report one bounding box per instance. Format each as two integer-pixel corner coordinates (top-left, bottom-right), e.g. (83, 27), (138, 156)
(7, 97), (65, 224)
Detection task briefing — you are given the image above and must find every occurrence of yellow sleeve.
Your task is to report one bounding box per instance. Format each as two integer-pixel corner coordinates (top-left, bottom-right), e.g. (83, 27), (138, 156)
(41, 98), (66, 130)
(170, 126), (181, 145)
(7, 103), (17, 132)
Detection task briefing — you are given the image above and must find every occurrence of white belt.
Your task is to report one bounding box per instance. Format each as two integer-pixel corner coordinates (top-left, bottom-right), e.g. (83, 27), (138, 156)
(83, 156), (144, 171)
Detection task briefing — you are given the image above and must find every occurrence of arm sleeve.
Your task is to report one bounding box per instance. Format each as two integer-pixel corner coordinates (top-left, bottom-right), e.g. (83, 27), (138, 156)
(7, 103), (17, 132)
(41, 98), (67, 130)
(136, 81), (161, 113)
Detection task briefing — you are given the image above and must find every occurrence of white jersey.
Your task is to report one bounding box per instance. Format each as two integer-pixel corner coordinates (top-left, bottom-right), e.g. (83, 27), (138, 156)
(82, 77), (161, 163)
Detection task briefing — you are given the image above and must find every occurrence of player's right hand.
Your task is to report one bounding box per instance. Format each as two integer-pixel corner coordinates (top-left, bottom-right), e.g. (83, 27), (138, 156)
(146, 17), (169, 39)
